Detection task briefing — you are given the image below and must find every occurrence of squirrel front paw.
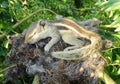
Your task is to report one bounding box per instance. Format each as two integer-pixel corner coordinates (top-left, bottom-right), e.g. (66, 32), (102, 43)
(64, 46), (79, 51)
(44, 47), (50, 52)
(44, 47), (50, 55)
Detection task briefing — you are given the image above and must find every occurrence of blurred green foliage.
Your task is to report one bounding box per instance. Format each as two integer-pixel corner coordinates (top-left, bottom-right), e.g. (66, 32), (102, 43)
(96, 0), (120, 84)
(0, 0), (120, 84)
(96, 0), (120, 28)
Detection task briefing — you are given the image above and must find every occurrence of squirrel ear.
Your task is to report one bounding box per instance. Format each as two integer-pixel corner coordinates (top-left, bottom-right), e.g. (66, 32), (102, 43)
(39, 20), (46, 27)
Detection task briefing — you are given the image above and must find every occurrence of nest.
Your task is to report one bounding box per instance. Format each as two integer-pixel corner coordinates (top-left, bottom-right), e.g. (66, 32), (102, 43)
(5, 19), (107, 84)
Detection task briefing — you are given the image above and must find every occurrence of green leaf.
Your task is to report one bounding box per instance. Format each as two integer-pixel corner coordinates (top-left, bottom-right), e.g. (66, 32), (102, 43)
(115, 28), (120, 32)
(105, 2), (120, 11)
(116, 54), (120, 60)
(98, 0), (120, 12)
(32, 75), (39, 84)
(113, 12), (120, 20)
(62, 0), (67, 3)
(113, 32), (120, 39)
(117, 68), (120, 75)
(1, 1), (8, 7)
(110, 17), (120, 26)
(0, 24), (3, 29)
(0, 74), (4, 77)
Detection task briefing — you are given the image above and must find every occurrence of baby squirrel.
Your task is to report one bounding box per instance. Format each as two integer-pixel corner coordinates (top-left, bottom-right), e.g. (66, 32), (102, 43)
(25, 20), (85, 52)
(25, 18), (102, 60)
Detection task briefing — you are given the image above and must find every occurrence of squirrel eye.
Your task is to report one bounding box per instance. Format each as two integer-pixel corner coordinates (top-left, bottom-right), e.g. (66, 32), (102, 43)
(39, 20), (46, 27)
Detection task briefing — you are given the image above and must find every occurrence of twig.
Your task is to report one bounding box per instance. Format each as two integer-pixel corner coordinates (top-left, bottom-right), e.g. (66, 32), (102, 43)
(12, 8), (57, 28)
(0, 64), (17, 73)
(0, 61), (27, 73)
(32, 74), (39, 84)
(100, 25), (118, 28)
(97, 70), (116, 84)
(102, 47), (120, 52)
(108, 63), (120, 66)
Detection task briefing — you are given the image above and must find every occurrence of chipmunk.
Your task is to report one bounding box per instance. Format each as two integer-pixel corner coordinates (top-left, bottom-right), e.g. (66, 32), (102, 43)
(25, 20), (85, 52)
(25, 18), (102, 60)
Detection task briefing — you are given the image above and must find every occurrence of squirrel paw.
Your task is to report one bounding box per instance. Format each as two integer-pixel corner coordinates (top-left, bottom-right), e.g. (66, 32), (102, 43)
(64, 47), (79, 51)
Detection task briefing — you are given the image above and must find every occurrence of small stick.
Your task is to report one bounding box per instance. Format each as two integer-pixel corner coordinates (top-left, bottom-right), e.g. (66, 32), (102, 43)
(12, 8), (57, 28)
